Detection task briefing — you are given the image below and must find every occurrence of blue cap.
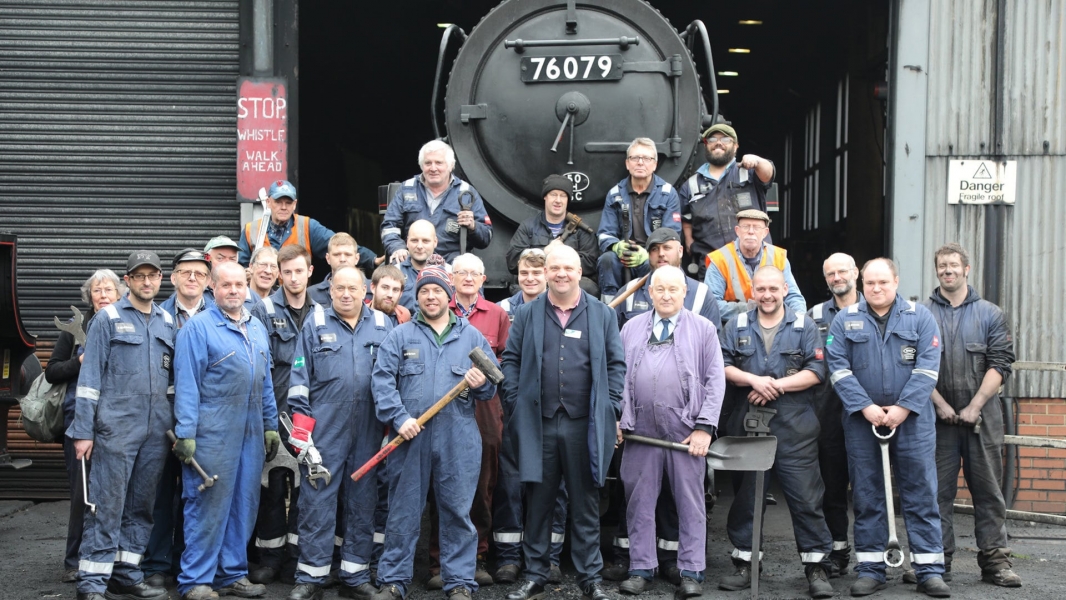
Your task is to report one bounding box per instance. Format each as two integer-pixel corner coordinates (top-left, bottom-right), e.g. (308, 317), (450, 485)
(268, 179), (297, 200)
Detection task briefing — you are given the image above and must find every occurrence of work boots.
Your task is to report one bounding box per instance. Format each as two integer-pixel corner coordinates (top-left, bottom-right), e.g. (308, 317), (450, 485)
(979, 548), (1023, 587)
(805, 564), (834, 599)
(916, 576), (951, 597)
(287, 583), (324, 600)
(717, 562), (751, 591)
(105, 579), (168, 600)
(493, 564), (519, 584)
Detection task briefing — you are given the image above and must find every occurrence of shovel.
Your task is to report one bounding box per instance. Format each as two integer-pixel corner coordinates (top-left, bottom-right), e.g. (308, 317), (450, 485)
(622, 434), (777, 472)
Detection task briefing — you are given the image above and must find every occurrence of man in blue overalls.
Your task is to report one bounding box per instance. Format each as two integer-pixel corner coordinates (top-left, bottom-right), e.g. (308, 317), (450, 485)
(826, 258), (950, 598)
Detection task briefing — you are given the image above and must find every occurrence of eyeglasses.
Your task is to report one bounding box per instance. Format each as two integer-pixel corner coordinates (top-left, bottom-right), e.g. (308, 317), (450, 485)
(705, 136), (734, 145)
(626, 155), (657, 164)
(174, 269), (208, 282)
(128, 272), (162, 283)
(737, 224), (766, 232)
(454, 270), (484, 279)
(253, 262), (278, 273)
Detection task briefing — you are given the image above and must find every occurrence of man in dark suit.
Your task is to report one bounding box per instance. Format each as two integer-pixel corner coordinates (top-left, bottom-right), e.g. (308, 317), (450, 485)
(500, 245), (626, 600)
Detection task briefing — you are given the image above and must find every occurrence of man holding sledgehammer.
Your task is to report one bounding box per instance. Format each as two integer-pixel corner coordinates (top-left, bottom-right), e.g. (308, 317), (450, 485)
(616, 265), (725, 598)
(370, 263), (499, 600)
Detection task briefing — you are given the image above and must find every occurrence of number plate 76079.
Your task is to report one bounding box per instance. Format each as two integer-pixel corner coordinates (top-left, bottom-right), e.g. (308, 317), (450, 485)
(520, 55), (622, 82)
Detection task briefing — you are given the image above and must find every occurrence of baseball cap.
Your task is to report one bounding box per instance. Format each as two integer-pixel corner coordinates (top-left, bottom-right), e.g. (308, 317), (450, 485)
(172, 248), (211, 268)
(269, 180), (297, 200)
(645, 227), (682, 250)
(204, 236), (240, 252)
(701, 123), (738, 143)
(126, 250), (162, 274)
(736, 209), (771, 225)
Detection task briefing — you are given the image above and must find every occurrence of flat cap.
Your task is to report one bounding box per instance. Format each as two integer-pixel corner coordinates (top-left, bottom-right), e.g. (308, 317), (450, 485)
(736, 209), (771, 224)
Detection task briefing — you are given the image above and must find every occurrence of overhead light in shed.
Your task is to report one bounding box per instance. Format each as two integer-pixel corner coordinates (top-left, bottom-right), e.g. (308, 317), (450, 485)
(728, 48), (751, 54)
(437, 23), (454, 28)
(718, 71), (739, 76)
(738, 20), (763, 25)
(718, 90), (730, 94)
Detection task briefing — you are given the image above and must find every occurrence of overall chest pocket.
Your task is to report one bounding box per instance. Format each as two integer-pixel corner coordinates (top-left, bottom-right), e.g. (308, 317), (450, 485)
(734, 345), (757, 371)
(110, 334), (144, 374)
(312, 343), (345, 382)
(399, 361), (425, 399)
(271, 327), (297, 365)
(780, 349), (805, 376)
(965, 342), (988, 374)
(893, 331), (919, 367)
(844, 331), (871, 370)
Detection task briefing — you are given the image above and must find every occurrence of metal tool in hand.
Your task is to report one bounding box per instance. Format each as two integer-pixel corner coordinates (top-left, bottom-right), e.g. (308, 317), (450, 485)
(252, 187), (271, 254)
(351, 347), (504, 482)
(80, 456), (96, 515)
(458, 190), (474, 255)
(54, 306), (86, 347)
(873, 424), (904, 567)
(744, 405), (777, 600)
(279, 412), (332, 489)
(620, 202), (632, 285)
(260, 437), (300, 489)
(622, 434), (777, 472)
(559, 212), (595, 243)
(166, 430), (218, 492)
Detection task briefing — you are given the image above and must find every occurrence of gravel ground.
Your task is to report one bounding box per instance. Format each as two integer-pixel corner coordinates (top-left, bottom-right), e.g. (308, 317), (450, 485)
(3, 474), (1066, 600)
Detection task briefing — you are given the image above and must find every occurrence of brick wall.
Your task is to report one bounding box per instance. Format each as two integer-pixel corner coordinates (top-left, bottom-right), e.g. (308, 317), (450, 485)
(953, 398), (1066, 515)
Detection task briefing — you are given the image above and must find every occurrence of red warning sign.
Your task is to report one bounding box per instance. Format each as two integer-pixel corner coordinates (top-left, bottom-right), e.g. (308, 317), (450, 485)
(237, 78), (288, 202)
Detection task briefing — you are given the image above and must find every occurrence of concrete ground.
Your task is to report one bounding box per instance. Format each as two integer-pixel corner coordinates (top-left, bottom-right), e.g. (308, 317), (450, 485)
(2, 477), (1065, 600)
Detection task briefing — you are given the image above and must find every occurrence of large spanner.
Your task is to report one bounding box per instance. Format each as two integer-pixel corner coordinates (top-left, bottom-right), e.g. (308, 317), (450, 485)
(873, 425), (904, 567)
(166, 430), (219, 492)
(261, 441), (300, 488)
(80, 456), (96, 515)
(278, 412), (331, 489)
(55, 306), (86, 347)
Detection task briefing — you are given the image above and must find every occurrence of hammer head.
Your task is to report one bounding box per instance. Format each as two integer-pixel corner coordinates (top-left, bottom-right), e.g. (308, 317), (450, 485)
(468, 347), (504, 385)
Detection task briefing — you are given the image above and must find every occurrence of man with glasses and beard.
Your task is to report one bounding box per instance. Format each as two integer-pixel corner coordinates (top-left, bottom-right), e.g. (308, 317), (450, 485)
(678, 124), (775, 281)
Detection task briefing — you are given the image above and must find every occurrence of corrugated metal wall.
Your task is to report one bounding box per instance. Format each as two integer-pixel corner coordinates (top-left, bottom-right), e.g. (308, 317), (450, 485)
(0, 0), (241, 339)
(920, 0), (1066, 398)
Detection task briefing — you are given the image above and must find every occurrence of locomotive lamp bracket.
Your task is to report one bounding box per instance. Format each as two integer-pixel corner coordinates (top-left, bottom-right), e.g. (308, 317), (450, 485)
(565, 0), (577, 34)
(460, 104), (488, 123)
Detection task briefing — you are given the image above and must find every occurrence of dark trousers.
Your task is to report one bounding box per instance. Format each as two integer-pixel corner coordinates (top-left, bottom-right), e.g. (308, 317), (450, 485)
(252, 467), (299, 571)
(430, 396), (504, 572)
(524, 412), (603, 588)
(63, 435), (87, 571)
(818, 404), (851, 557)
(143, 453), (185, 576)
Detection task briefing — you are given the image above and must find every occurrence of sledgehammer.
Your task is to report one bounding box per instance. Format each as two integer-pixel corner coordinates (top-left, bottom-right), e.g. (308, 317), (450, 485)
(351, 347), (504, 482)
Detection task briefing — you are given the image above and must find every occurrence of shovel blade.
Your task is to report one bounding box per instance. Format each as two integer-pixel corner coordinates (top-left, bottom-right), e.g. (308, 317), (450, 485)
(705, 436), (778, 472)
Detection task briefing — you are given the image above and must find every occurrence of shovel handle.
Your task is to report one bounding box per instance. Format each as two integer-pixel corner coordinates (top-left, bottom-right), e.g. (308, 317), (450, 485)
(622, 433), (689, 452)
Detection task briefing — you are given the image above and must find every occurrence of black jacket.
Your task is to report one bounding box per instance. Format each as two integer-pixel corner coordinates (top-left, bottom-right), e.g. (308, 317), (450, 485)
(506, 211), (599, 275)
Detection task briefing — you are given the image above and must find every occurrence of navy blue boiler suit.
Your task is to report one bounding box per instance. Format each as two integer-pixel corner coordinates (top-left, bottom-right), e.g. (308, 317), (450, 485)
(372, 316), (498, 596)
(826, 296), (944, 584)
(67, 298), (176, 595)
(288, 304), (393, 585)
(380, 175), (493, 262)
(719, 309), (832, 567)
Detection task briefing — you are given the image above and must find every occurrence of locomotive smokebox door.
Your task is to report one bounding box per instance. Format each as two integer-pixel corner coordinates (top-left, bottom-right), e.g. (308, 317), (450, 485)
(444, 0), (707, 231)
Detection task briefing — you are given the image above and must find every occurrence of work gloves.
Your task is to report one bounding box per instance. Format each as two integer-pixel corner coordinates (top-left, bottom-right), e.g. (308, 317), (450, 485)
(264, 430), (281, 461)
(611, 241), (650, 268)
(289, 413), (318, 464)
(173, 438), (196, 464)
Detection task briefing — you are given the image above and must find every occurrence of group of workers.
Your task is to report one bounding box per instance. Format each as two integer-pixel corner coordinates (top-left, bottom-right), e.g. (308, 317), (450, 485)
(52, 123), (1022, 600)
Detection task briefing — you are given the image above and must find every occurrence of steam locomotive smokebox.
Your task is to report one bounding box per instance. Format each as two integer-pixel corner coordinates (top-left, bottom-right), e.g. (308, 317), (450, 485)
(445, 0), (707, 231)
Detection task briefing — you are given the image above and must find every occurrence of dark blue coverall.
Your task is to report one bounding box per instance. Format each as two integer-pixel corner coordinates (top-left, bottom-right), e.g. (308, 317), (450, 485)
(380, 175), (492, 262)
(67, 298), (176, 595)
(372, 315), (498, 596)
(288, 304), (392, 585)
(720, 309), (833, 568)
(826, 296), (945, 584)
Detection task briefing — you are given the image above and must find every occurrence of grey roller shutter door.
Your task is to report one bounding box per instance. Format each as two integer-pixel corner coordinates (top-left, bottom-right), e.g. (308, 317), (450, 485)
(0, 0), (241, 339)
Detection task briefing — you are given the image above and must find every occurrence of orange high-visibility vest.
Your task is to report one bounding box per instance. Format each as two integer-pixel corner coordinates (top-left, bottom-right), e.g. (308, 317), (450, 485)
(706, 242), (788, 302)
(244, 214), (311, 254)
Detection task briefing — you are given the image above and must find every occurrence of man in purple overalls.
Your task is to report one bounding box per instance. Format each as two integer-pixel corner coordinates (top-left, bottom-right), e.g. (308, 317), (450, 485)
(617, 265), (726, 598)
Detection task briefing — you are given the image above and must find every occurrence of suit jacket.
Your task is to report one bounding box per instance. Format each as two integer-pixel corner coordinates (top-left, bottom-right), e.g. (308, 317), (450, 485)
(500, 291), (625, 487)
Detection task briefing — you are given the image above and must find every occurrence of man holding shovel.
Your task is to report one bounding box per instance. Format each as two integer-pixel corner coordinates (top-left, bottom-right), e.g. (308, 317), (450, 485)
(370, 265), (498, 600)
(718, 265), (835, 599)
(616, 266), (725, 597)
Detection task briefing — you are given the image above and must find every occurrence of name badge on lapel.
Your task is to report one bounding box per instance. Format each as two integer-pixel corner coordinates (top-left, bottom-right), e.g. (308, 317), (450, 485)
(319, 333), (337, 344)
(564, 329), (582, 339)
(115, 322), (135, 334)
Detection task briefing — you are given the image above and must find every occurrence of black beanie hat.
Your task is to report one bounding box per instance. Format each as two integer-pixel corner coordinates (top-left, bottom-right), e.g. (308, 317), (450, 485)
(541, 174), (573, 201)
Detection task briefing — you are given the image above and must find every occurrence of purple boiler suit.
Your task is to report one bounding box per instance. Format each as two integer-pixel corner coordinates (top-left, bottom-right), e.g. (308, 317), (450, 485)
(618, 309), (726, 573)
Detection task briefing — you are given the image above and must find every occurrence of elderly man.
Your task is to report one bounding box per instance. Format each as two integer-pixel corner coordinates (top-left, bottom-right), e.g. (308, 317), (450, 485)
(249, 246), (279, 300)
(718, 266), (834, 598)
(205, 235), (241, 265)
(308, 233), (379, 305)
(421, 254), (511, 589)
(826, 258), (949, 597)
(173, 262), (280, 600)
(678, 124), (774, 280)
(285, 267), (393, 600)
(369, 264), (412, 325)
(248, 244), (320, 585)
(922, 244), (1019, 587)
(596, 137), (682, 302)
(393, 220), (443, 313)
(705, 209), (805, 324)
(807, 252), (860, 577)
(239, 179), (336, 266)
(68, 251), (175, 600)
(507, 174), (599, 295)
(501, 245), (624, 600)
(617, 266), (725, 598)
(381, 140), (492, 263)
(371, 264), (498, 600)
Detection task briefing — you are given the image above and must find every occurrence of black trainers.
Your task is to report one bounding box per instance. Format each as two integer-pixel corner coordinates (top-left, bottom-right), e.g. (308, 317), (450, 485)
(805, 565), (834, 599)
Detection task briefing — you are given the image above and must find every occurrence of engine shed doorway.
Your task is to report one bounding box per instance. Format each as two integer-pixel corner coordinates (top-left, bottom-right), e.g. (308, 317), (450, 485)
(297, 0), (889, 301)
